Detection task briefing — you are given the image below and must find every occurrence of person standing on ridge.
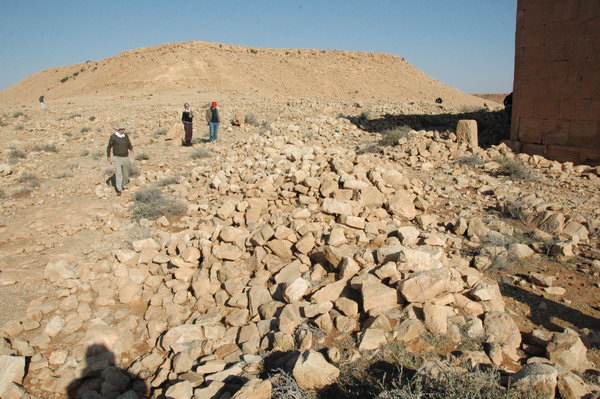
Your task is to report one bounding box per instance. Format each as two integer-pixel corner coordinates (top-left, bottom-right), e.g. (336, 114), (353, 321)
(205, 101), (220, 142)
(107, 123), (134, 196)
(39, 95), (46, 110)
(182, 103), (194, 146)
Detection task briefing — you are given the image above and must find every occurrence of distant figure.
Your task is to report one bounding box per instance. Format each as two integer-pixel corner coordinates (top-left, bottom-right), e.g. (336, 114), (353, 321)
(107, 123), (134, 196)
(39, 95), (46, 110)
(504, 92), (513, 121)
(182, 103), (194, 146)
(206, 101), (220, 142)
(435, 97), (443, 104)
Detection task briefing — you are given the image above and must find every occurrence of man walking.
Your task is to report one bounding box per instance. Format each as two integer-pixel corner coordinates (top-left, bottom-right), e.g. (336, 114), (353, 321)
(107, 123), (134, 196)
(39, 95), (46, 110)
(182, 103), (194, 146)
(205, 101), (220, 142)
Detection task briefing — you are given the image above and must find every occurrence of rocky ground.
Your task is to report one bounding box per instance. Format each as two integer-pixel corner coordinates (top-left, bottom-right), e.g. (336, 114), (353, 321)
(0, 96), (599, 399)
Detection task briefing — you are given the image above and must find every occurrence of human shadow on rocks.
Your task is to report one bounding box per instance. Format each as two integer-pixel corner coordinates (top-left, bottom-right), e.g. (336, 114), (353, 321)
(500, 281), (600, 342)
(345, 109), (510, 149)
(67, 344), (147, 399)
(105, 174), (116, 189)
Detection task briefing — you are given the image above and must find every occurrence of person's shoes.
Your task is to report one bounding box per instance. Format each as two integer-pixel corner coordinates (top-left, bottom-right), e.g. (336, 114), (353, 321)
(117, 191), (122, 196)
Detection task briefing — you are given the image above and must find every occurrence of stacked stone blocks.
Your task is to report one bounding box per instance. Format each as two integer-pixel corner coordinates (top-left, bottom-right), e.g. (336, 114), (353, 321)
(509, 0), (600, 164)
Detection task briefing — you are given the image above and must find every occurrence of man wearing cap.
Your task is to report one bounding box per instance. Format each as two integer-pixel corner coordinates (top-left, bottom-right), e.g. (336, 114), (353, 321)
(107, 124), (134, 196)
(205, 101), (220, 142)
(182, 102), (194, 146)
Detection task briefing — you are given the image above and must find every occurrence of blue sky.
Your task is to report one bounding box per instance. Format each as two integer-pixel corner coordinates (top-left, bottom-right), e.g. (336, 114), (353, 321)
(0, 0), (516, 93)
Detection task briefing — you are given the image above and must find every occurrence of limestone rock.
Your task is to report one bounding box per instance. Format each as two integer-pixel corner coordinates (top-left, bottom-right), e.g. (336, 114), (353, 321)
(398, 269), (460, 303)
(44, 260), (74, 282)
(456, 120), (478, 148)
(512, 363), (558, 399)
(546, 330), (591, 372)
(0, 355), (26, 399)
(484, 312), (521, 354)
(164, 380), (193, 399)
(386, 191), (417, 220)
(232, 378), (272, 399)
(358, 328), (387, 351)
(362, 280), (398, 315)
(284, 278), (309, 303)
(293, 350), (340, 391)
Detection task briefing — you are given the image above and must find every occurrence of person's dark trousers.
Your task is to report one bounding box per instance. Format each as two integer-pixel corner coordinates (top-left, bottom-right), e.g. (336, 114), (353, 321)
(183, 122), (193, 145)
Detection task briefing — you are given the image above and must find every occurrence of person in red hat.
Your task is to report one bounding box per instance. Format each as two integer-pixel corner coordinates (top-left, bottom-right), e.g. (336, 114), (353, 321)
(205, 101), (220, 142)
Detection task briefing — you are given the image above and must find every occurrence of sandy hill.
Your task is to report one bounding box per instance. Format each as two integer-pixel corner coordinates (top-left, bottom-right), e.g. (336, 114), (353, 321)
(1, 41), (487, 107)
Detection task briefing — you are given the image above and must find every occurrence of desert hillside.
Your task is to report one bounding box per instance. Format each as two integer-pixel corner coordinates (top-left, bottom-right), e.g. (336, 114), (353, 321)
(1, 41), (488, 107)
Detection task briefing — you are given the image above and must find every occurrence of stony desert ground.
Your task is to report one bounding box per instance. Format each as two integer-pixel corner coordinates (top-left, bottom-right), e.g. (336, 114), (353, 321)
(0, 42), (599, 399)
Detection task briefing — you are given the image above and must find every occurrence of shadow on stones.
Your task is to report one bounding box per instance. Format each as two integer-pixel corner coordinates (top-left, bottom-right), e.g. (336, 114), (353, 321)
(66, 344), (147, 399)
(500, 281), (600, 342)
(344, 109), (511, 149)
(105, 174), (116, 189)
(260, 350), (300, 379)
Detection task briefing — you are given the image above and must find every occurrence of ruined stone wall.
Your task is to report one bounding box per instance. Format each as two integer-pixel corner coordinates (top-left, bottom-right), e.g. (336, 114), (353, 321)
(509, 0), (600, 164)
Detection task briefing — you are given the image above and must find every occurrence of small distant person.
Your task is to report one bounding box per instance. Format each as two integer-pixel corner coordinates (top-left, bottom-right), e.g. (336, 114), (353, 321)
(205, 101), (220, 142)
(107, 123), (134, 196)
(504, 92), (513, 120)
(39, 95), (46, 110)
(182, 103), (194, 146)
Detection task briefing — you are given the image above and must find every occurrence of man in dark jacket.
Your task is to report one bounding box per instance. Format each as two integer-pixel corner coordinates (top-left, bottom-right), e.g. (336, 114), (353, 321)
(182, 103), (194, 146)
(107, 124), (134, 196)
(206, 101), (220, 142)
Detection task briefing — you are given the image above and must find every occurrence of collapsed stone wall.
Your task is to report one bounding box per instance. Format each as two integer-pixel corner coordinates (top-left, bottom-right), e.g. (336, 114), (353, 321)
(508, 0), (600, 165)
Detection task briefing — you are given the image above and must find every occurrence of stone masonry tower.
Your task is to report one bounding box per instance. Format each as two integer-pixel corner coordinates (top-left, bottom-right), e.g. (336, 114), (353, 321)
(508, 0), (600, 164)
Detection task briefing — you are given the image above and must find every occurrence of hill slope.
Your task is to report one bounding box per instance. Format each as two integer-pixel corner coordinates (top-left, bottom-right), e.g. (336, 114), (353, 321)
(1, 41), (487, 107)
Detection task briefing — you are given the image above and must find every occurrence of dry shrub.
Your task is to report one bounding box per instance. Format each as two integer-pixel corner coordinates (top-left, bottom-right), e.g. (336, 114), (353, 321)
(131, 188), (186, 220)
(379, 126), (412, 147)
(496, 156), (534, 180)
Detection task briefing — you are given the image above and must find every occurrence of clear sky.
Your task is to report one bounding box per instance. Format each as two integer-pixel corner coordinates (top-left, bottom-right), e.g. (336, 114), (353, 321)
(0, 0), (517, 93)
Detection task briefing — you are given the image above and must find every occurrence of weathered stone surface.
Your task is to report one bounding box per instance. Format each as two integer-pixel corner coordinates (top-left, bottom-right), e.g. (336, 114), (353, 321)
(322, 198), (352, 216)
(164, 380), (193, 399)
(0, 355), (26, 399)
(132, 238), (160, 252)
(393, 319), (425, 343)
(546, 330), (591, 372)
(386, 190), (417, 220)
(284, 278), (309, 303)
(456, 119), (478, 148)
(44, 260), (74, 282)
(358, 328), (387, 351)
(231, 378), (272, 399)
(484, 312), (521, 353)
(293, 350), (340, 391)
(311, 280), (348, 304)
(267, 240), (293, 259)
(423, 304), (453, 335)
(161, 325), (204, 352)
(362, 280), (398, 315)
(512, 363), (558, 399)
(44, 315), (66, 337)
(398, 269), (460, 303)
(557, 371), (591, 399)
(397, 226), (420, 246)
